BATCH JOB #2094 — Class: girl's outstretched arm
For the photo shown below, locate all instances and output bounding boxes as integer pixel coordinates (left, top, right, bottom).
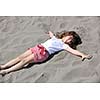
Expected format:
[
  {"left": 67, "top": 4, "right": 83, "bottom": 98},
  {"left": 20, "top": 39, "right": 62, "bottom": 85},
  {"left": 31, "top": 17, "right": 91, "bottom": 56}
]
[
  {"left": 64, "top": 44, "right": 92, "bottom": 61},
  {"left": 46, "top": 31, "right": 54, "bottom": 38}
]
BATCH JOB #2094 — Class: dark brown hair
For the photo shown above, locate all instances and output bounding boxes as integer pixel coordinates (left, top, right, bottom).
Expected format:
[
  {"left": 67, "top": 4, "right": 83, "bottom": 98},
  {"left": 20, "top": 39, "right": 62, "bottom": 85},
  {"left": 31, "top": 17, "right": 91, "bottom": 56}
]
[{"left": 55, "top": 31, "right": 82, "bottom": 49}]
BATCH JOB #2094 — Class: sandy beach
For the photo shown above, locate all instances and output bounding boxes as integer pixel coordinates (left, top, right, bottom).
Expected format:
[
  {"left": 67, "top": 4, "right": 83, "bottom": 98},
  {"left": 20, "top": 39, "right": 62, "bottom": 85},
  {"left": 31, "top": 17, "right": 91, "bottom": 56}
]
[{"left": 0, "top": 16, "right": 100, "bottom": 83}]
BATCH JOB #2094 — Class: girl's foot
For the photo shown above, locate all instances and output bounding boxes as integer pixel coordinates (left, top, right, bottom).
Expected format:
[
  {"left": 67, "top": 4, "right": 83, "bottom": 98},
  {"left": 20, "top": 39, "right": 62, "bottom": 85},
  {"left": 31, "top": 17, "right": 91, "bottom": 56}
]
[
  {"left": 0, "top": 64, "right": 4, "bottom": 70},
  {"left": 0, "top": 70, "right": 8, "bottom": 76}
]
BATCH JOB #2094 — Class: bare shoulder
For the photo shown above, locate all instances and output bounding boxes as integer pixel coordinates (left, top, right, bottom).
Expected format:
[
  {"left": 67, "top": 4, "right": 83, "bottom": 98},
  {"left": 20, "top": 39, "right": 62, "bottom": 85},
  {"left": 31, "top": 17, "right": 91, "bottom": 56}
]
[
  {"left": 63, "top": 44, "right": 76, "bottom": 53},
  {"left": 63, "top": 44, "right": 70, "bottom": 50}
]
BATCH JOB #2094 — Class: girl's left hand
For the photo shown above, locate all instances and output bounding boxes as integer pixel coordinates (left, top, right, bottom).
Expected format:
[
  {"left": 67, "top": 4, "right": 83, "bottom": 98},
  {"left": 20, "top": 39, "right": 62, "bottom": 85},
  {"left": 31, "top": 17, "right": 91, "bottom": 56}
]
[
  {"left": 45, "top": 31, "right": 54, "bottom": 38},
  {"left": 82, "top": 54, "right": 93, "bottom": 61}
]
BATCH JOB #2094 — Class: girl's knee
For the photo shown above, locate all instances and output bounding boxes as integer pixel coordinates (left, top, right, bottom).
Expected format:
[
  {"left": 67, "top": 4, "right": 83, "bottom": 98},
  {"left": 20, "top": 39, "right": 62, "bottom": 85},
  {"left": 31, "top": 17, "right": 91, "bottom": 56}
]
[
  {"left": 21, "top": 59, "right": 28, "bottom": 64},
  {"left": 21, "top": 54, "right": 34, "bottom": 64},
  {"left": 21, "top": 57, "right": 32, "bottom": 64},
  {"left": 17, "top": 56, "right": 25, "bottom": 61},
  {"left": 17, "top": 50, "right": 32, "bottom": 61}
]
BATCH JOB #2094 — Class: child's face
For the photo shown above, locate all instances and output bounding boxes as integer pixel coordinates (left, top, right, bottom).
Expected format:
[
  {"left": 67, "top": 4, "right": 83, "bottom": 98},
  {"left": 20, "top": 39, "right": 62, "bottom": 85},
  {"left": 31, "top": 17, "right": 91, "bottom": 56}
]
[{"left": 64, "top": 35, "right": 73, "bottom": 44}]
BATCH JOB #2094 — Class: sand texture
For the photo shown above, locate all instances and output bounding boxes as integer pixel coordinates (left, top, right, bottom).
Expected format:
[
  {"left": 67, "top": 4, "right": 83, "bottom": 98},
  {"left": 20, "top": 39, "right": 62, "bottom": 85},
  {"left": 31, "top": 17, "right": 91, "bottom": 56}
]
[{"left": 0, "top": 16, "right": 100, "bottom": 83}]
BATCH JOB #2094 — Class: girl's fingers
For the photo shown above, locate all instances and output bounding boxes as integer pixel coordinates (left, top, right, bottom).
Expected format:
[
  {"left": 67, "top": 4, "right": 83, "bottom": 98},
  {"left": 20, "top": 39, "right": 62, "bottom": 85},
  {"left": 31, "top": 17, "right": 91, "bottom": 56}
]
[
  {"left": 45, "top": 31, "right": 49, "bottom": 34},
  {"left": 0, "top": 70, "right": 7, "bottom": 76},
  {"left": 86, "top": 55, "right": 93, "bottom": 60},
  {"left": 82, "top": 57, "right": 85, "bottom": 61},
  {"left": 82, "top": 55, "right": 93, "bottom": 61}
]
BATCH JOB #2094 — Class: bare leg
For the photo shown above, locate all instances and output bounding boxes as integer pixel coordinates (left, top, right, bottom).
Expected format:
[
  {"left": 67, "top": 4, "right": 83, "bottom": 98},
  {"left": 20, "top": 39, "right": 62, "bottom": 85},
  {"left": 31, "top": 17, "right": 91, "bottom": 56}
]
[
  {"left": 0, "top": 54, "right": 34, "bottom": 76},
  {"left": 0, "top": 50, "right": 32, "bottom": 69}
]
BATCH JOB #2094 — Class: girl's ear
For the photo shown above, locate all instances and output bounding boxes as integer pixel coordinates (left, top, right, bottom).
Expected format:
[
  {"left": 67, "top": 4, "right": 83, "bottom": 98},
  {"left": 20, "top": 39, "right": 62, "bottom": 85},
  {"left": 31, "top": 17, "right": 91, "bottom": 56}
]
[
  {"left": 55, "top": 32, "right": 62, "bottom": 39},
  {"left": 79, "top": 40, "right": 82, "bottom": 44},
  {"left": 73, "top": 45, "right": 77, "bottom": 50},
  {"left": 68, "top": 43, "right": 77, "bottom": 50},
  {"left": 77, "top": 36, "right": 82, "bottom": 45}
]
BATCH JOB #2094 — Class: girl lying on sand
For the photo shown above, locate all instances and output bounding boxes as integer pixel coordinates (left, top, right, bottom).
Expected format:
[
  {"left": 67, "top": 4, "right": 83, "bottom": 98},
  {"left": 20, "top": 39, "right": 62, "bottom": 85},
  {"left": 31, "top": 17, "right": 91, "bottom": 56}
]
[{"left": 0, "top": 31, "right": 92, "bottom": 76}]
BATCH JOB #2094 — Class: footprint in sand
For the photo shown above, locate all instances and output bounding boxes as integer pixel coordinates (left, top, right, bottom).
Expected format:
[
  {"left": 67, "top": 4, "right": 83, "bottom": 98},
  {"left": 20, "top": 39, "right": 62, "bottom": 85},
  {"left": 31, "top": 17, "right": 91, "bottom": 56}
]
[
  {"left": 72, "top": 60, "right": 83, "bottom": 66},
  {"left": 62, "top": 66, "right": 94, "bottom": 82},
  {"left": 88, "top": 56, "right": 100, "bottom": 68},
  {"left": 60, "top": 22, "right": 67, "bottom": 29},
  {"left": 52, "top": 51, "right": 67, "bottom": 62},
  {"left": 37, "top": 23, "right": 50, "bottom": 32},
  {"left": 35, "top": 72, "right": 50, "bottom": 83}
]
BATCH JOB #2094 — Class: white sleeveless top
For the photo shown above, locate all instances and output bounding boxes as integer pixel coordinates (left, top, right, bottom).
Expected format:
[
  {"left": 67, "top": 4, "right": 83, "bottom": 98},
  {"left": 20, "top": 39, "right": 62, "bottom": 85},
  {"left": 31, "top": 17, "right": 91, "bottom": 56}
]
[{"left": 41, "top": 36, "right": 69, "bottom": 54}]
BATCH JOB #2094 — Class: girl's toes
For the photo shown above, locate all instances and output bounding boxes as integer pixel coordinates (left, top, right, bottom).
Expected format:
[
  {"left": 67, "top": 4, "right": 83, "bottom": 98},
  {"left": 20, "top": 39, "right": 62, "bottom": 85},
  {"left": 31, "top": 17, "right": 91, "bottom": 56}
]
[
  {"left": 0, "top": 64, "right": 4, "bottom": 70},
  {"left": 0, "top": 65, "right": 2, "bottom": 70},
  {"left": 0, "top": 70, "right": 7, "bottom": 76}
]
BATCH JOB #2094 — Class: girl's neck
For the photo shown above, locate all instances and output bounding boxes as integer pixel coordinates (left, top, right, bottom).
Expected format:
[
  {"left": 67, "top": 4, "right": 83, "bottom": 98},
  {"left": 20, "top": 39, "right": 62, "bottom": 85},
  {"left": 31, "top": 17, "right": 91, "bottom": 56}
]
[{"left": 61, "top": 37, "right": 66, "bottom": 43}]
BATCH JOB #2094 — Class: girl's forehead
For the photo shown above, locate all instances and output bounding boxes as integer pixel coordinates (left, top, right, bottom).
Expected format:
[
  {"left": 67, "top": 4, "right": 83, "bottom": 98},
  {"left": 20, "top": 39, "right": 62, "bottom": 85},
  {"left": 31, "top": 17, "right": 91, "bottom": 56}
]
[{"left": 66, "top": 35, "right": 73, "bottom": 37}]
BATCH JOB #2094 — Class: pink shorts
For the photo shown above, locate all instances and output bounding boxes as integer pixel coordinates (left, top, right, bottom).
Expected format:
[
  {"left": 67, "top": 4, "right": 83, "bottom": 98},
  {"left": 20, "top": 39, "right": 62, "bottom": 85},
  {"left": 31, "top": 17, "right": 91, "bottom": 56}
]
[{"left": 29, "top": 44, "right": 49, "bottom": 63}]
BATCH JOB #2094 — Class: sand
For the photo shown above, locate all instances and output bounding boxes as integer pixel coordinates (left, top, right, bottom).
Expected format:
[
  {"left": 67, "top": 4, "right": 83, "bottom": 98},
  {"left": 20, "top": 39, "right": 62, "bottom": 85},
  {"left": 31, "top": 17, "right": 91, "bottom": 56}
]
[{"left": 0, "top": 16, "right": 100, "bottom": 83}]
